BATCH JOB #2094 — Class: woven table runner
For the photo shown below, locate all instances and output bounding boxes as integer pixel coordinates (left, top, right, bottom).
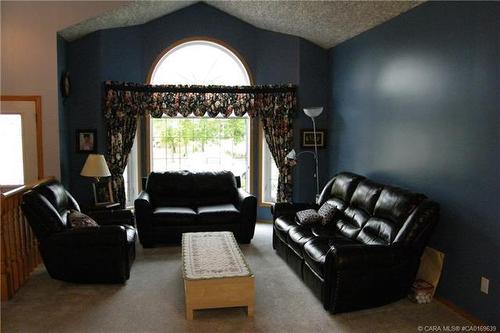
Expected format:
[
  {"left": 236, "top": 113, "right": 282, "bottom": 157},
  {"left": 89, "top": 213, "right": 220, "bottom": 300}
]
[{"left": 182, "top": 231, "right": 252, "bottom": 280}]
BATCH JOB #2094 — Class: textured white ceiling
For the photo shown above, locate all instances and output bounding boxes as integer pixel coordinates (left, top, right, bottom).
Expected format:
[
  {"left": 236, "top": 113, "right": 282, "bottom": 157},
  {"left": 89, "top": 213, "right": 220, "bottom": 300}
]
[{"left": 59, "top": 1, "right": 422, "bottom": 49}]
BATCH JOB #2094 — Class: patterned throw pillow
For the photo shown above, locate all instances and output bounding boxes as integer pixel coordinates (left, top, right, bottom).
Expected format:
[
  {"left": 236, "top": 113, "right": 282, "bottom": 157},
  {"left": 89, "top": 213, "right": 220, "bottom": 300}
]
[
  {"left": 296, "top": 209, "right": 323, "bottom": 226},
  {"left": 68, "top": 210, "right": 99, "bottom": 229},
  {"left": 318, "top": 202, "right": 338, "bottom": 225}
]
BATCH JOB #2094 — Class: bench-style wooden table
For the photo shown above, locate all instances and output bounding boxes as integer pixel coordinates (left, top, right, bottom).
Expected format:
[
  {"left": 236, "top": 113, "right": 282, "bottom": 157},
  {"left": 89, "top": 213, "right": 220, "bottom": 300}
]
[{"left": 182, "top": 231, "right": 254, "bottom": 320}]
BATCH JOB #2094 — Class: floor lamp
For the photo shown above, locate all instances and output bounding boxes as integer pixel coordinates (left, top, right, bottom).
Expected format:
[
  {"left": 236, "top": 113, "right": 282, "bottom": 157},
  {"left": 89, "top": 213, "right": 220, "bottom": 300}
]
[{"left": 286, "top": 107, "right": 323, "bottom": 203}]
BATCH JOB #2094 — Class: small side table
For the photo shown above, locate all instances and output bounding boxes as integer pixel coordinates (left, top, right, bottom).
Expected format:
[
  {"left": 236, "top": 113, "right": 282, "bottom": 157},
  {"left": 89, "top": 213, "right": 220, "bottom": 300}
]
[
  {"left": 84, "top": 203, "right": 135, "bottom": 227},
  {"left": 85, "top": 202, "right": 121, "bottom": 213}
]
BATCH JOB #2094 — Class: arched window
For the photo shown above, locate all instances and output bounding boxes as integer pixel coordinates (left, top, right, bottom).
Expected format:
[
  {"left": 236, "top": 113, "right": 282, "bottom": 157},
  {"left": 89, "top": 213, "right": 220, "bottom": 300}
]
[
  {"left": 147, "top": 39, "right": 253, "bottom": 190},
  {"left": 150, "top": 40, "right": 250, "bottom": 85}
]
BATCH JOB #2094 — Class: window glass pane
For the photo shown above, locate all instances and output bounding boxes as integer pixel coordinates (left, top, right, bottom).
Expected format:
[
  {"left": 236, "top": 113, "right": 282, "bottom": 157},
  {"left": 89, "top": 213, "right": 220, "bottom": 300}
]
[
  {"left": 151, "top": 117, "right": 250, "bottom": 190},
  {"left": 262, "top": 137, "right": 279, "bottom": 203},
  {"left": 151, "top": 41, "right": 250, "bottom": 85},
  {"left": 0, "top": 115, "right": 24, "bottom": 185}
]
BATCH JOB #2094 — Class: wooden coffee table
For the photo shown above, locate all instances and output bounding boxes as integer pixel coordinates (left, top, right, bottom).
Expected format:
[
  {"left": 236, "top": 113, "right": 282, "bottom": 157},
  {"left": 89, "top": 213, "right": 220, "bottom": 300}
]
[{"left": 182, "top": 231, "right": 254, "bottom": 320}]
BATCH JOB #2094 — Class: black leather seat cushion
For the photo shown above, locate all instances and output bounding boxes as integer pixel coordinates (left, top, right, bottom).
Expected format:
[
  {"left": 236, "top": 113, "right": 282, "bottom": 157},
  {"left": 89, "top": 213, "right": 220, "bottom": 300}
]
[
  {"left": 274, "top": 215, "right": 296, "bottom": 242},
  {"left": 303, "top": 238, "right": 331, "bottom": 278},
  {"left": 152, "top": 207, "right": 197, "bottom": 226},
  {"left": 197, "top": 203, "right": 239, "bottom": 225},
  {"left": 288, "top": 225, "right": 315, "bottom": 256},
  {"left": 310, "top": 224, "right": 339, "bottom": 238}
]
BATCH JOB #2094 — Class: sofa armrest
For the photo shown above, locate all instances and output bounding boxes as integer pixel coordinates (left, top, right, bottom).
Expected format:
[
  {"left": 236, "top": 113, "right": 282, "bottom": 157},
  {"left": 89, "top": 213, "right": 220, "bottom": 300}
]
[
  {"left": 330, "top": 244, "right": 415, "bottom": 270},
  {"left": 236, "top": 188, "right": 257, "bottom": 242},
  {"left": 323, "top": 243, "right": 420, "bottom": 313},
  {"left": 46, "top": 225, "right": 128, "bottom": 248},
  {"left": 134, "top": 191, "right": 154, "bottom": 246},
  {"left": 271, "top": 202, "right": 318, "bottom": 221},
  {"left": 87, "top": 209, "right": 135, "bottom": 226},
  {"left": 135, "top": 191, "right": 152, "bottom": 209}
]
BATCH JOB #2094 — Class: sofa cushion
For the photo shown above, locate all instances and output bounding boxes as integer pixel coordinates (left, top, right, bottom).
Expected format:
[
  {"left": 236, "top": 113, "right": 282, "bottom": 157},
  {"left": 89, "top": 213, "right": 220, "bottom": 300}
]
[
  {"left": 303, "top": 238, "right": 332, "bottom": 278},
  {"left": 373, "top": 186, "right": 424, "bottom": 226},
  {"left": 288, "top": 225, "right": 315, "bottom": 256},
  {"left": 320, "top": 172, "right": 363, "bottom": 211},
  {"left": 147, "top": 171, "right": 195, "bottom": 207},
  {"left": 152, "top": 207, "right": 197, "bottom": 226},
  {"left": 311, "top": 224, "right": 339, "bottom": 239},
  {"left": 318, "top": 202, "right": 338, "bottom": 225},
  {"left": 197, "top": 203, "right": 240, "bottom": 225},
  {"left": 68, "top": 210, "right": 99, "bottom": 229},
  {"left": 356, "top": 218, "right": 396, "bottom": 245},
  {"left": 296, "top": 209, "right": 323, "bottom": 226},
  {"left": 356, "top": 186, "right": 426, "bottom": 245},
  {"left": 274, "top": 215, "right": 296, "bottom": 242},
  {"left": 350, "top": 180, "right": 383, "bottom": 213},
  {"left": 193, "top": 171, "right": 237, "bottom": 206}
]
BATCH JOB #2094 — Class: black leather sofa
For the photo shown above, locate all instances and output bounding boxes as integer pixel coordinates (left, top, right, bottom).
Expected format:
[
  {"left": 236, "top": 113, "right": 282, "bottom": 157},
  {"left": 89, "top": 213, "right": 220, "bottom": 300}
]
[
  {"left": 272, "top": 172, "right": 439, "bottom": 313},
  {"left": 21, "top": 180, "right": 136, "bottom": 283},
  {"left": 134, "top": 171, "right": 257, "bottom": 247}
]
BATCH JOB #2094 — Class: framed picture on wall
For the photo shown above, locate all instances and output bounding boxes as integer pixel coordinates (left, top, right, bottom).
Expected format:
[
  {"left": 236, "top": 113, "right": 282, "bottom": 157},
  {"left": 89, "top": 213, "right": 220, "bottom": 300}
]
[
  {"left": 93, "top": 181, "right": 114, "bottom": 206},
  {"left": 76, "top": 129, "right": 97, "bottom": 153},
  {"left": 301, "top": 129, "right": 327, "bottom": 148}
]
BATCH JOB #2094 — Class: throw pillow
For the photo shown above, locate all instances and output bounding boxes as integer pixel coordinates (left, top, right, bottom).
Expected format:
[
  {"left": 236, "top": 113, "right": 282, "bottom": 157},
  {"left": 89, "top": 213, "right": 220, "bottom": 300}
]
[
  {"left": 68, "top": 210, "right": 99, "bottom": 229},
  {"left": 318, "top": 202, "right": 338, "bottom": 225},
  {"left": 296, "top": 209, "right": 323, "bottom": 226}
]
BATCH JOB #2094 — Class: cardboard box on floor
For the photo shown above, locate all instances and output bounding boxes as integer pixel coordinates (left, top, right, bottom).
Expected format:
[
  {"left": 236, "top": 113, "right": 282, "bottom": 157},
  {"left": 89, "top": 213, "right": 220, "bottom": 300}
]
[{"left": 416, "top": 247, "right": 445, "bottom": 297}]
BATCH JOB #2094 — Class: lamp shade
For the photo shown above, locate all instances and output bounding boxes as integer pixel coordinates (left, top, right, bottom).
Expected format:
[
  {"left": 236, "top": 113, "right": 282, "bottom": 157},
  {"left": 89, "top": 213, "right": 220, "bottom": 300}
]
[
  {"left": 80, "top": 154, "right": 111, "bottom": 178},
  {"left": 286, "top": 149, "right": 297, "bottom": 160},
  {"left": 303, "top": 107, "right": 323, "bottom": 118}
]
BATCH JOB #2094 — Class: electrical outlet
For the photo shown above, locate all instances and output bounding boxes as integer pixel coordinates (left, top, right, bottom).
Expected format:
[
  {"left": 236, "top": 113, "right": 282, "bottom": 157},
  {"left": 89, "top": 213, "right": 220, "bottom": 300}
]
[{"left": 480, "top": 277, "right": 489, "bottom": 294}]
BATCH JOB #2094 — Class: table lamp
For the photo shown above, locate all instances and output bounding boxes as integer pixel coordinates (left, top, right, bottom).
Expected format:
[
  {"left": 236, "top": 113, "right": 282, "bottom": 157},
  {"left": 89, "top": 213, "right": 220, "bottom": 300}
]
[{"left": 80, "top": 154, "right": 111, "bottom": 182}]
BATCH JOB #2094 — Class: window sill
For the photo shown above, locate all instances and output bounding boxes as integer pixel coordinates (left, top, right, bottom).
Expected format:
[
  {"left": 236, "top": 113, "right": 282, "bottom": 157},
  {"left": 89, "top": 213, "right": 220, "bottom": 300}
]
[{"left": 258, "top": 201, "right": 274, "bottom": 208}]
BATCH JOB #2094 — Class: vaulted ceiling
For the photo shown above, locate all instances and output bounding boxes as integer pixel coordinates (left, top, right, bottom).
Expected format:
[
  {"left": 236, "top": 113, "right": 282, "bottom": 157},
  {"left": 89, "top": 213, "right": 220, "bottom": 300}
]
[{"left": 59, "top": 1, "right": 422, "bottom": 49}]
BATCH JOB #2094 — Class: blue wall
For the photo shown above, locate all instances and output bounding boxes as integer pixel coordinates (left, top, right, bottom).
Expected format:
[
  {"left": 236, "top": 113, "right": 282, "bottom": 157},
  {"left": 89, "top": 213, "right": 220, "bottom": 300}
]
[
  {"left": 329, "top": 1, "right": 499, "bottom": 325},
  {"left": 59, "top": 3, "right": 330, "bottom": 219}
]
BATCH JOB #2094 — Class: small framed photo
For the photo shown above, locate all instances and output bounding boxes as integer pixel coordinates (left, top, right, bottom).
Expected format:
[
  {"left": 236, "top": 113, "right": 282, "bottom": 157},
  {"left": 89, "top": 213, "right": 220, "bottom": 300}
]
[
  {"left": 301, "top": 129, "right": 327, "bottom": 148},
  {"left": 92, "top": 181, "right": 114, "bottom": 206},
  {"left": 76, "top": 129, "right": 97, "bottom": 153}
]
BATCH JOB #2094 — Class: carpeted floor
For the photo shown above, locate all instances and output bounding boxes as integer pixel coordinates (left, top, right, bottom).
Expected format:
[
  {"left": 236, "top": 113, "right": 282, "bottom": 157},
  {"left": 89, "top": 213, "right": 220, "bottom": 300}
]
[{"left": 1, "top": 223, "right": 470, "bottom": 333}]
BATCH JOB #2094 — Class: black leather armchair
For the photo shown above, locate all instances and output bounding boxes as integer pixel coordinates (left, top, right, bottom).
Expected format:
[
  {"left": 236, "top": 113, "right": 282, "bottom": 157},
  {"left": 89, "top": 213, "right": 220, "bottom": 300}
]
[
  {"left": 21, "top": 180, "right": 136, "bottom": 283},
  {"left": 272, "top": 172, "right": 439, "bottom": 313},
  {"left": 135, "top": 171, "right": 257, "bottom": 247}
]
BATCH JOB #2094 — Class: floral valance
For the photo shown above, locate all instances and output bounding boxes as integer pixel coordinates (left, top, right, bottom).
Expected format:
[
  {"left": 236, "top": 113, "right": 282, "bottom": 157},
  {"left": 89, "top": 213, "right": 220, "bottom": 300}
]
[{"left": 104, "top": 81, "right": 297, "bottom": 119}]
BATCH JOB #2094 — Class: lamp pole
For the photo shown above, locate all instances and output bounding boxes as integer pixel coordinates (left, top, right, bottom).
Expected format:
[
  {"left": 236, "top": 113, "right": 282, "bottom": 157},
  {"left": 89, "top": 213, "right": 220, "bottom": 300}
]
[
  {"left": 311, "top": 116, "right": 320, "bottom": 203},
  {"left": 303, "top": 107, "right": 323, "bottom": 203}
]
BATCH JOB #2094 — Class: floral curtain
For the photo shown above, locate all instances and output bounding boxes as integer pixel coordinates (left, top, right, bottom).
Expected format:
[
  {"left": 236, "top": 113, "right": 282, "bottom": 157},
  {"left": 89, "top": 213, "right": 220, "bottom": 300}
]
[
  {"left": 104, "top": 110, "right": 138, "bottom": 207},
  {"left": 103, "top": 81, "right": 297, "bottom": 204},
  {"left": 259, "top": 96, "right": 295, "bottom": 202}
]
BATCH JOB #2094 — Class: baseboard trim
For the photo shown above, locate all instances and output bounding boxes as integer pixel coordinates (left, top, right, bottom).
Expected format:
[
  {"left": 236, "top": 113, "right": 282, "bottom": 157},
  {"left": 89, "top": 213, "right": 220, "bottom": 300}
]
[{"left": 435, "top": 296, "right": 485, "bottom": 325}]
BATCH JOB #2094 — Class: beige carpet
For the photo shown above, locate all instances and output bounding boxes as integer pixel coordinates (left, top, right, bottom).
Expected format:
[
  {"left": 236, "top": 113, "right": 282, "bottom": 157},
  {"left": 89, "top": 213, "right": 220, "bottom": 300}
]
[{"left": 1, "top": 223, "right": 470, "bottom": 333}]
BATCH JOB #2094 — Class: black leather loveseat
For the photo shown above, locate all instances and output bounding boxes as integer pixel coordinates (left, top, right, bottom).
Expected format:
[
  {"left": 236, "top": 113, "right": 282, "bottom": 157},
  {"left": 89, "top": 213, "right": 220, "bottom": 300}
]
[
  {"left": 21, "top": 180, "right": 136, "bottom": 283},
  {"left": 135, "top": 171, "right": 257, "bottom": 247},
  {"left": 272, "top": 172, "right": 439, "bottom": 313}
]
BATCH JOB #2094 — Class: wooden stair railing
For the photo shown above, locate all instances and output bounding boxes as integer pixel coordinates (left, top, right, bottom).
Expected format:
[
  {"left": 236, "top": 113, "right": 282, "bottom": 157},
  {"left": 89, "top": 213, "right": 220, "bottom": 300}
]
[{"left": 1, "top": 177, "right": 53, "bottom": 301}]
